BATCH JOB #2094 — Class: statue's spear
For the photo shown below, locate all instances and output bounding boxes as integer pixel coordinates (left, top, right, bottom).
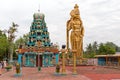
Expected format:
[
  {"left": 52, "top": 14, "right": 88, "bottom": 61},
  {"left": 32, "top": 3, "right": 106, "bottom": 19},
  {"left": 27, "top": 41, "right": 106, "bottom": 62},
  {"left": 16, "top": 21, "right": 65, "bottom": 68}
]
[{"left": 66, "top": 20, "right": 71, "bottom": 59}]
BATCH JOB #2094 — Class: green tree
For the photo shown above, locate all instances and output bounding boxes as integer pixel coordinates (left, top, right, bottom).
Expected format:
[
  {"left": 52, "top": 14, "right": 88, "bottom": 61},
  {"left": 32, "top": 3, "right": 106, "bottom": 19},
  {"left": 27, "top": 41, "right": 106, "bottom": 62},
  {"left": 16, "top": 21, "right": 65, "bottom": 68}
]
[
  {"left": 105, "top": 42, "right": 120, "bottom": 52},
  {"left": 86, "top": 43, "right": 93, "bottom": 54},
  {"left": 84, "top": 41, "right": 117, "bottom": 58},
  {"left": 98, "top": 42, "right": 115, "bottom": 55},
  {"left": 116, "top": 46, "right": 120, "bottom": 52},
  {"left": 104, "top": 45, "right": 115, "bottom": 55},
  {"left": 15, "top": 37, "right": 24, "bottom": 48},
  {"left": 92, "top": 41, "right": 98, "bottom": 54},
  {"left": 84, "top": 42, "right": 97, "bottom": 58},
  {"left": 15, "top": 33, "right": 29, "bottom": 49},
  {"left": 98, "top": 43, "right": 106, "bottom": 55},
  {"left": 0, "top": 30, "right": 8, "bottom": 60},
  {"left": 6, "top": 22, "right": 18, "bottom": 62}
]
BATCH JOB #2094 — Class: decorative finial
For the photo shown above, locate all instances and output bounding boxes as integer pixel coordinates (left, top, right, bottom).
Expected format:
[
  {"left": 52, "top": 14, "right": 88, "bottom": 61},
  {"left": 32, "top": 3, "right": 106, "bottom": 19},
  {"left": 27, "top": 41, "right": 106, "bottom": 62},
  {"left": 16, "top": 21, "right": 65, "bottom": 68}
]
[{"left": 38, "top": 4, "right": 40, "bottom": 12}]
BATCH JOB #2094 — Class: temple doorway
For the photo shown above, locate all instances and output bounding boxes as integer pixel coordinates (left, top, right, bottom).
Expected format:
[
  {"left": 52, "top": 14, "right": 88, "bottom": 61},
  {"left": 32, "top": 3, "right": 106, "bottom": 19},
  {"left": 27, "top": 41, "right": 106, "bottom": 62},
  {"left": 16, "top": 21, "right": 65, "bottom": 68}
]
[{"left": 36, "top": 55, "right": 42, "bottom": 67}]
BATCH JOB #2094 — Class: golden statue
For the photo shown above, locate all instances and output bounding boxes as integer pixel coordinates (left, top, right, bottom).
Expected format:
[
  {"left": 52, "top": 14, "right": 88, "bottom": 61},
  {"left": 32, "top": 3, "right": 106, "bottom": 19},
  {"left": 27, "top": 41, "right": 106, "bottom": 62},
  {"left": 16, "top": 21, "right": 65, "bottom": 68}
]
[{"left": 67, "top": 4, "right": 84, "bottom": 59}]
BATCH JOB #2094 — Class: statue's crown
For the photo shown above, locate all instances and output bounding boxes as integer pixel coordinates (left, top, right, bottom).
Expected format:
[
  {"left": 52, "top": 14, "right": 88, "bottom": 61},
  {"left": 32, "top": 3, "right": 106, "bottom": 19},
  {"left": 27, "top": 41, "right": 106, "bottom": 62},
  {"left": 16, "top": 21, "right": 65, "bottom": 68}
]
[{"left": 74, "top": 4, "right": 79, "bottom": 8}]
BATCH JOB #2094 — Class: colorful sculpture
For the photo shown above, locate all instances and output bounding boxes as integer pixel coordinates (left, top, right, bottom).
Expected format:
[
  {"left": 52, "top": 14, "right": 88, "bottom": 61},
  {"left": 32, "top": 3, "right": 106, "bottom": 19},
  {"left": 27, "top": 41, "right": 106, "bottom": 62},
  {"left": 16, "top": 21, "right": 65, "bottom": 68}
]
[
  {"left": 67, "top": 4, "right": 84, "bottom": 59},
  {"left": 27, "top": 13, "right": 51, "bottom": 47},
  {"left": 16, "top": 63, "right": 20, "bottom": 74},
  {"left": 56, "top": 64, "right": 60, "bottom": 73},
  {"left": 17, "top": 11, "right": 59, "bottom": 67},
  {"left": 66, "top": 4, "right": 84, "bottom": 74}
]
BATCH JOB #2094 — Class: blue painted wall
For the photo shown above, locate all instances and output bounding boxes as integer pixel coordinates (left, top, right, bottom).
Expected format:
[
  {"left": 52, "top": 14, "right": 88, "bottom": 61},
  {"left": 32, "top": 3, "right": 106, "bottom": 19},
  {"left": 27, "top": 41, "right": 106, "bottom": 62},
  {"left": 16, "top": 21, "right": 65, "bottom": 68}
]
[
  {"left": 43, "top": 52, "right": 53, "bottom": 67},
  {"left": 20, "top": 52, "right": 59, "bottom": 67},
  {"left": 98, "top": 57, "right": 106, "bottom": 66},
  {"left": 24, "top": 52, "right": 36, "bottom": 67}
]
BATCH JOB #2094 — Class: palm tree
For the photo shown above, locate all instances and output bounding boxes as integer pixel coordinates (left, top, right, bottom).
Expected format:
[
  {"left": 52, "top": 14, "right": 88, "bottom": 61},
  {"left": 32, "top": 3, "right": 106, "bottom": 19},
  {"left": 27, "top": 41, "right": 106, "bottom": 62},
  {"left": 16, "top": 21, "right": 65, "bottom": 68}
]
[{"left": 7, "top": 22, "right": 18, "bottom": 63}]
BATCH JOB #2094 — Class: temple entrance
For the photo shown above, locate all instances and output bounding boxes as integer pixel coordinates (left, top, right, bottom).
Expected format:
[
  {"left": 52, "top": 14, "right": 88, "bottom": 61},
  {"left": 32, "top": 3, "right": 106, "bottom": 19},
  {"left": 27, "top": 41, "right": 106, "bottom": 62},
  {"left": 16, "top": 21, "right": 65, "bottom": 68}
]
[{"left": 36, "top": 55, "right": 42, "bottom": 67}]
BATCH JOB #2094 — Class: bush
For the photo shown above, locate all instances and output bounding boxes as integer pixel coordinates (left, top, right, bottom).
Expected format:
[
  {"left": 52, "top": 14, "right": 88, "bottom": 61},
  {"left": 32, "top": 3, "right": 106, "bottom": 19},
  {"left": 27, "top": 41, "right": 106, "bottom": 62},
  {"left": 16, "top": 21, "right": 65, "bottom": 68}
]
[{"left": 5, "top": 65, "right": 12, "bottom": 71}]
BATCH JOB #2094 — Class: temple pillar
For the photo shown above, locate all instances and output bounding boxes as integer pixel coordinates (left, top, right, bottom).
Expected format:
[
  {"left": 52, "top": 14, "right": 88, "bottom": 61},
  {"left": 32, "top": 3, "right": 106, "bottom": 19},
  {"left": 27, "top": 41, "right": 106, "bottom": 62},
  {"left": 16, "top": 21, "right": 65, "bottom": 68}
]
[
  {"left": 118, "top": 57, "right": 120, "bottom": 66},
  {"left": 61, "top": 45, "right": 66, "bottom": 75},
  {"left": 55, "top": 53, "right": 59, "bottom": 64},
  {"left": 18, "top": 54, "right": 22, "bottom": 67}
]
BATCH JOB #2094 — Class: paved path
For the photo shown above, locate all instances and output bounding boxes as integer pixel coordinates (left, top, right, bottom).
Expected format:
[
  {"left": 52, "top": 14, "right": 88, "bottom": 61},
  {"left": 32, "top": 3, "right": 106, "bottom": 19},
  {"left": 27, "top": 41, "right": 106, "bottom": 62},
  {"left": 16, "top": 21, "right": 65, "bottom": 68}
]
[{"left": 0, "top": 67, "right": 90, "bottom": 80}]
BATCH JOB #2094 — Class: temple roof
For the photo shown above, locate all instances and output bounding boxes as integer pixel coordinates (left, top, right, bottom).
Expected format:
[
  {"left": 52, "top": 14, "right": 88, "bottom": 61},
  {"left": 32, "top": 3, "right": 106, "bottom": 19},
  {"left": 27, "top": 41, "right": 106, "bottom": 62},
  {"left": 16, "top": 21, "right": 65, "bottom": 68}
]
[{"left": 33, "top": 12, "right": 45, "bottom": 19}]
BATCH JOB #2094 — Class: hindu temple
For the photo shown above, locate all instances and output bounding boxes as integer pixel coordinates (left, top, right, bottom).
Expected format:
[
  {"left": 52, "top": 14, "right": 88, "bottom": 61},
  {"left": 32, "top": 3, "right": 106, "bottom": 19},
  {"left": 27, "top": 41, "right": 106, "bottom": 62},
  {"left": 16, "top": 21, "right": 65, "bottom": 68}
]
[{"left": 17, "top": 11, "right": 59, "bottom": 67}]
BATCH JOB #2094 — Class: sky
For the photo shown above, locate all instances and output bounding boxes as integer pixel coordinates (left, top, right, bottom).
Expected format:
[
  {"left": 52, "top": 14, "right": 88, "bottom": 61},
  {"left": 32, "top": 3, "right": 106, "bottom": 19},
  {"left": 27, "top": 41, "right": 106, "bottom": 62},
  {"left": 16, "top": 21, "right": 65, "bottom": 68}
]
[{"left": 0, "top": 0, "right": 120, "bottom": 49}]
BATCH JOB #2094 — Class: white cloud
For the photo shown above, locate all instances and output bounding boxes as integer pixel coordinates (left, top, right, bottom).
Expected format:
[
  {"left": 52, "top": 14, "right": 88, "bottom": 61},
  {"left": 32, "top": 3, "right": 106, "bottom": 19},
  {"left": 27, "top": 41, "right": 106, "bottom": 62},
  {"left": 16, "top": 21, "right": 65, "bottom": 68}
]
[{"left": 0, "top": 0, "right": 120, "bottom": 49}]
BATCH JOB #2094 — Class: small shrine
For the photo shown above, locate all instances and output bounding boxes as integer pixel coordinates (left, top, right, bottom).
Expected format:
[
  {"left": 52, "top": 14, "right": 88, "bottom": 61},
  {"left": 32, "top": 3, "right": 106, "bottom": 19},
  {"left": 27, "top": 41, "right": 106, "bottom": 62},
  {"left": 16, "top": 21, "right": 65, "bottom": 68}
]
[{"left": 17, "top": 12, "right": 59, "bottom": 67}]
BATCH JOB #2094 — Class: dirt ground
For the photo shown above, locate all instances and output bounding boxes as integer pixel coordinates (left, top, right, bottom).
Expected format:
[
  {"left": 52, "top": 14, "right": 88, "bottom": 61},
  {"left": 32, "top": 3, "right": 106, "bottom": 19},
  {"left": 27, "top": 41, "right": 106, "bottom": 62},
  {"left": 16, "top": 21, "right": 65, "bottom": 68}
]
[
  {"left": 0, "top": 66, "right": 120, "bottom": 80},
  {"left": 67, "top": 66, "right": 120, "bottom": 80}
]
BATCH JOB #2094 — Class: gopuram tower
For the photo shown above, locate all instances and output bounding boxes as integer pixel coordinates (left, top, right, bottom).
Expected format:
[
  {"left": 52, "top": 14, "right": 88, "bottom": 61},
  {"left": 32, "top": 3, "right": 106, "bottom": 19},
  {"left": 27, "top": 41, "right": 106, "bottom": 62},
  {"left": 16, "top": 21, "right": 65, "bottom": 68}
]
[
  {"left": 27, "top": 12, "right": 51, "bottom": 47},
  {"left": 17, "top": 11, "right": 59, "bottom": 67}
]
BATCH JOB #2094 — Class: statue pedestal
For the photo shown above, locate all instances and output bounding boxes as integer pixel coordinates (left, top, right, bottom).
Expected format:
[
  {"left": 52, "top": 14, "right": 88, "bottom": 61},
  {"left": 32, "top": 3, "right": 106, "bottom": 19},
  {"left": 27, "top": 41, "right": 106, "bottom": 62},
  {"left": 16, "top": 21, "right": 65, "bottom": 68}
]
[
  {"left": 14, "top": 73, "right": 22, "bottom": 77},
  {"left": 54, "top": 72, "right": 61, "bottom": 76}
]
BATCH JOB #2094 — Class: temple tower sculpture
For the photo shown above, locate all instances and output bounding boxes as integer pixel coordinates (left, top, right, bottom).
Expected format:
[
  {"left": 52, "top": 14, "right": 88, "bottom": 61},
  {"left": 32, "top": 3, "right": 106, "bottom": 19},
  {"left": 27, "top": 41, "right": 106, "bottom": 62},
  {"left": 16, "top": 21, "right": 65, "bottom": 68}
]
[
  {"left": 17, "top": 11, "right": 59, "bottom": 67},
  {"left": 27, "top": 13, "right": 51, "bottom": 47}
]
